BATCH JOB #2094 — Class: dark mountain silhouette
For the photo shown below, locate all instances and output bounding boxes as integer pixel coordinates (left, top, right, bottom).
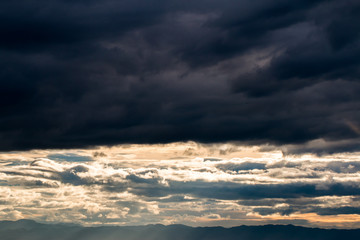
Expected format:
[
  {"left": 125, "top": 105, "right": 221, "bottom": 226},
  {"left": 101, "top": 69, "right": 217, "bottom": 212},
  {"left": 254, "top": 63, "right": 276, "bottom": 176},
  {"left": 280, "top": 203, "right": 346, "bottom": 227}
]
[{"left": 0, "top": 220, "right": 359, "bottom": 240}]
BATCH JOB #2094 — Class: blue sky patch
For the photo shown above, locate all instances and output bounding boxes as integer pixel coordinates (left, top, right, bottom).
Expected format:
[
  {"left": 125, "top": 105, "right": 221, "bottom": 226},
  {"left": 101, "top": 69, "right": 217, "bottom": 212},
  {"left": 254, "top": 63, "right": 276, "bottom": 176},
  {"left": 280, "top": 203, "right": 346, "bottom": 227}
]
[{"left": 47, "top": 153, "right": 93, "bottom": 162}]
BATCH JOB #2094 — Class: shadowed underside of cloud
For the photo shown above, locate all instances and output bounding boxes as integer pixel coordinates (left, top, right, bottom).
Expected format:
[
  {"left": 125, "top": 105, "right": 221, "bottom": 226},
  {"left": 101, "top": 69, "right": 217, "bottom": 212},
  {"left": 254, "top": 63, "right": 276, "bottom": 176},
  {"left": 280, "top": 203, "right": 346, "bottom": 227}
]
[{"left": 0, "top": 0, "right": 360, "bottom": 152}]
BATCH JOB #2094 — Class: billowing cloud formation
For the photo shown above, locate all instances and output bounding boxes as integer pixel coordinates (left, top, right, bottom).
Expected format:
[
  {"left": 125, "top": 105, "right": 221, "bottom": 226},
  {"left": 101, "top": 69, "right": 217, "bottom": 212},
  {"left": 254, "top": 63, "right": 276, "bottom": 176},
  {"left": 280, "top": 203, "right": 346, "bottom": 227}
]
[
  {"left": 0, "top": 0, "right": 360, "bottom": 151},
  {"left": 1, "top": 142, "right": 360, "bottom": 228}
]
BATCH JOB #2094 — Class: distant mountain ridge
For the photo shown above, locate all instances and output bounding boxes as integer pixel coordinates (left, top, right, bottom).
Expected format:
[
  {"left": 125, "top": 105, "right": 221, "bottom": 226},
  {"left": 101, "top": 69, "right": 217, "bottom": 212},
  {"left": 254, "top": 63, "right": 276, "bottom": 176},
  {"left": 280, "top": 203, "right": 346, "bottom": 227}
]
[{"left": 1, "top": 220, "right": 359, "bottom": 240}]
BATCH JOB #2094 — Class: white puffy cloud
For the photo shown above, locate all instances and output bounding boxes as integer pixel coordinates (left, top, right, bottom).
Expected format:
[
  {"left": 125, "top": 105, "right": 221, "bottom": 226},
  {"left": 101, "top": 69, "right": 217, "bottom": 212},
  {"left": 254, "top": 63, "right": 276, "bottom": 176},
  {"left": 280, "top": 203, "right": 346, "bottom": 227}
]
[{"left": 1, "top": 142, "right": 360, "bottom": 228}]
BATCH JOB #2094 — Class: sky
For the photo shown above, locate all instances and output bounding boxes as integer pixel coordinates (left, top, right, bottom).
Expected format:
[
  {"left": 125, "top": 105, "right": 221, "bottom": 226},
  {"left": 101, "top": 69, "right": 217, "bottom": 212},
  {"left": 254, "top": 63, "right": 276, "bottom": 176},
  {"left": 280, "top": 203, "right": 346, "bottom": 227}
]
[
  {"left": 1, "top": 0, "right": 360, "bottom": 229},
  {"left": 2, "top": 143, "right": 360, "bottom": 228}
]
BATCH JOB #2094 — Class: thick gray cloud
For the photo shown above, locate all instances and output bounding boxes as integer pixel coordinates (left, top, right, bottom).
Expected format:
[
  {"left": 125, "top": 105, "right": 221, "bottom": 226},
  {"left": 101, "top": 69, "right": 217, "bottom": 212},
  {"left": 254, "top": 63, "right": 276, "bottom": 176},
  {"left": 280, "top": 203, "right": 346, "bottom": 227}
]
[{"left": 0, "top": 0, "right": 360, "bottom": 152}]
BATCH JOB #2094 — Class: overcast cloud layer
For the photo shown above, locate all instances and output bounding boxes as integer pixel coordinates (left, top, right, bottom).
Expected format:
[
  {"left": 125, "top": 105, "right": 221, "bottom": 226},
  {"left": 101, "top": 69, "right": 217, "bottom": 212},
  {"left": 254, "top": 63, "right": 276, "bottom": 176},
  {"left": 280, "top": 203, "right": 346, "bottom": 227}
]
[
  {"left": 1, "top": 0, "right": 360, "bottom": 151},
  {"left": 1, "top": 142, "right": 360, "bottom": 228}
]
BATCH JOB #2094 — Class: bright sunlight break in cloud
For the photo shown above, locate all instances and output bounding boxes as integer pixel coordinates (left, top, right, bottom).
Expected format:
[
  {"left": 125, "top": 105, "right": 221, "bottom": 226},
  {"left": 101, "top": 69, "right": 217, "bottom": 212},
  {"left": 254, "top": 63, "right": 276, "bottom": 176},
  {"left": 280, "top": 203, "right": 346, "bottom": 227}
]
[{"left": 2, "top": 142, "right": 360, "bottom": 229}]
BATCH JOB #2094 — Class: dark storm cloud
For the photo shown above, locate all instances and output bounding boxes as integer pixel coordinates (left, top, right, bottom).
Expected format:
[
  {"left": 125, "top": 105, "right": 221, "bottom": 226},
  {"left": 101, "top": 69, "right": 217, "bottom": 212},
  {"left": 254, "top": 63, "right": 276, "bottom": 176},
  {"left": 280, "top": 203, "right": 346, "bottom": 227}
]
[{"left": 1, "top": 0, "right": 360, "bottom": 152}]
